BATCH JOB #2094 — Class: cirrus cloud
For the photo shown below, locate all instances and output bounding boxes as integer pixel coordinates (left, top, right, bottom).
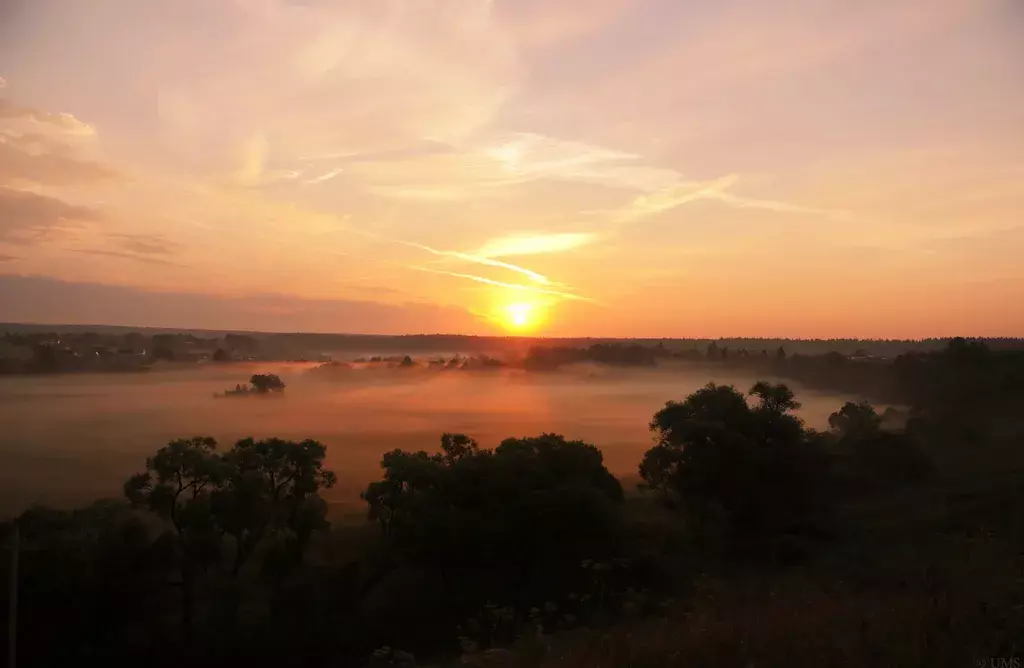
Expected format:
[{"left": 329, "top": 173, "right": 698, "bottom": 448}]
[{"left": 475, "top": 232, "right": 598, "bottom": 258}]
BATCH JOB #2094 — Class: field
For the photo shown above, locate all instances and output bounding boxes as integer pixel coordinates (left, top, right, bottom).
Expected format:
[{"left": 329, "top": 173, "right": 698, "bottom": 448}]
[{"left": 0, "top": 362, "right": 866, "bottom": 513}]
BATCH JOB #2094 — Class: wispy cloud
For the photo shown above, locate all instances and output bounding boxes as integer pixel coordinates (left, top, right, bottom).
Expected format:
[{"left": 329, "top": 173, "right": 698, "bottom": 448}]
[
  {"left": 69, "top": 248, "right": 186, "bottom": 267},
  {"left": 706, "top": 191, "right": 857, "bottom": 220},
  {"left": 327, "top": 221, "right": 566, "bottom": 290},
  {"left": 305, "top": 167, "right": 344, "bottom": 185},
  {"left": 480, "top": 133, "right": 680, "bottom": 192},
  {"left": 396, "top": 240, "right": 551, "bottom": 285},
  {"left": 610, "top": 175, "right": 738, "bottom": 222},
  {"left": 406, "top": 265, "right": 594, "bottom": 303},
  {"left": 108, "top": 233, "right": 181, "bottom": 256},
  {"left": 475, "top": 232, "right": 598, "bottom": 258},
  {"left": 604, "top": 173, "right": 856, "bottom": 224}
]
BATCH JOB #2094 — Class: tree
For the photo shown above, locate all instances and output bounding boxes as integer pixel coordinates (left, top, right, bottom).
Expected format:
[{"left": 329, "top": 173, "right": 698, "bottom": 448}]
[
  {"left": 828, "top": 401, "right": 882, "bottom": 439},
  {"left": 439, "top": 432, "right": 480, "bottom": 465},
  {"left": 250, "top": 373, "right": 285, "bottom": 393},
  {"left": 212, "top": 348, "right": 230, "bottom": 362},
  {"left": 362, "top": 433, "right": 624, "bottom": 609},
  {"left": 124, "top": 437, "right": 227, "bottom": 633},
  {"left": 828, "top": 402, "right": 929, "bottom": 487},
  {"left": 122, "top": 434, "right": 339, "bottom": 644},
  {"left": 637, "top": 443, "right": 683, "bottom": 502},
  {"left": 706, "top": 341, "right": 720, "bottom": 359},
  {"left": 749, "top": 381, "right": 801, "bottom": 415},
  {"left": 776, "top": 346, "right": 787, "bottom": 361},
  {"left": 215, "top": 437, "right": 337, "bottom": 572},
  {"left": 641, "top": 382, "right": 830, "bottom": 555}
]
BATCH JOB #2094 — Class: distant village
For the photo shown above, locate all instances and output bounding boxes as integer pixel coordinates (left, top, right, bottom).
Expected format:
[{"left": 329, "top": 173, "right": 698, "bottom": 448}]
[{"left": 0, "top": 331, "right": 301, "bottom": 374}]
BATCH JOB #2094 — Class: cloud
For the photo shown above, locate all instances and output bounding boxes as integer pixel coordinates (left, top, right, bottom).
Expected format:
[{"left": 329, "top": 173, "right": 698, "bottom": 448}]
[
  {"left": 706, "top": 191, "right": 856, "bottom": 219},
  {"left": 0, "top": 135, "right": 116, "bottom": 185},
  {"left": 0, "top": 77, "right": 6, "bottom": 89},
  {"left": 0, "top": 99, "right": 96, "bottom": 137},
  {"left": 138, "top": 0, "right": 519, "bottom": 177},
  {"left": 610, "top": 175, "right": 738, "bottom": 222},
  {"left": 305, "top": 167, "right": 344, "bottom": 185},
  {"left": 0, "top": 274, "right": 485, "bottom": 335},
  {"left": 0, "top": 187, "right": 101, "bottom": 243},
  {"left": 336, "top": 222, "right": 557, "bottom": 286},
  {"left": 366, "top": 184, "right": 486, "bottom": 202},
  {"left": 69, "top": 248, "right": 186, "bottom": 267},
  {"left": 495, "top": 0, "right": 635, "bottom": 50},
  {"left": 334, "top": 132, "right": 681, "bottom": 204},
  {"left": 479, "top": 133, "right": 681, "bottom": 192},
  {"left": 474, "top": 232, "right": 597, "bottom": 258},
  {"left": 393, "top": 239, "right": 552, "bottom": 285},
  {"left": 0, "top": 97, "right": 114, "bottom": 186},
  {"left": 406, "top": 265, "right": 594, "bottom": 303},
  {"left": 603, "top": 173, "right": 856, "bottom": 224},
  {"left": 348, "top": 130, "right": 835, "bottom": 225},
  {"left": 107, "top": 233, "right": 181, "bottom": 256}
]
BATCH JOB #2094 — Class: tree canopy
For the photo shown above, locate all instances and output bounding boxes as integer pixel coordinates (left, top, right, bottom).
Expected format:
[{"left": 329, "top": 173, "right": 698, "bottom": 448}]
[
  {"left": 362, "top": 432, "right": 625, "bottom": 609},
  {"left": 640, "top": 382, "right": 830, "bottom": 554},
  {"left": 249, "top": 373, "right": 286, "bottom": 393}
]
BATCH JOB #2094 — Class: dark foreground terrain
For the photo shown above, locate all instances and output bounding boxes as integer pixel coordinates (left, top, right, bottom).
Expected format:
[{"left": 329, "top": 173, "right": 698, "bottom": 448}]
[{"left": 1, "top": 338, "right": 1022, "bottom": 667}]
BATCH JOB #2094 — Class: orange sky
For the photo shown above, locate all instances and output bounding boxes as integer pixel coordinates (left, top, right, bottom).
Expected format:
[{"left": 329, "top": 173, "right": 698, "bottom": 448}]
[{"left": 1, "top": 0, "right": 1022, "bottom": 338}]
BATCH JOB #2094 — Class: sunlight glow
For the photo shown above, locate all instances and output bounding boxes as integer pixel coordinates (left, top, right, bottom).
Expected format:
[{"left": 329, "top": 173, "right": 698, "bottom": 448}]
[{"left": 502, "top": 302, "right": 540, "bottom": 333}]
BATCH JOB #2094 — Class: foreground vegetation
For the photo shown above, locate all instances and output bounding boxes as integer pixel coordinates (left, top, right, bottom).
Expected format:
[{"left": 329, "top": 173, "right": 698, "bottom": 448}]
[{"left": 2, "top": 339, "right": 1022, "bottom": 667}]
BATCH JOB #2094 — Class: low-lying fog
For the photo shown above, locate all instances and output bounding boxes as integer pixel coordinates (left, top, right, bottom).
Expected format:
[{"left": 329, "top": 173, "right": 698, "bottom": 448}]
[{"left": 0, "top": 362, "right": 871, "bottom": 514}]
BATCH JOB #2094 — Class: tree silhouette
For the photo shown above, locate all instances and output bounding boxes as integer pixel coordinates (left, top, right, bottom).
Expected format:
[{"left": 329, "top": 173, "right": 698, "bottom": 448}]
[
  {"left": 828, "top": 402, "right": 929, "bottom": 487},
  {"left": 216, "top": 437, "right": 337, "bottom": 572},
  {"left": 124, "top": 437, "right": 227, "bottom": 633},
  {"left": 250, "top": 373, "right": 285, "bottom": 393},
  {"left": 749, "top": 380, "right": 801, "bottom": 415},
  {"left": 641, "top": 382, "right": 829, "bottom": 555},
  {"left": 362, "top": 432, "right": 624, "bottom": 610},
  {"left": 828, "top": 401, "right": 882, "bottom": 439},
  {"left": 124, "top": 435, "right": 337, "bottom": 634}
]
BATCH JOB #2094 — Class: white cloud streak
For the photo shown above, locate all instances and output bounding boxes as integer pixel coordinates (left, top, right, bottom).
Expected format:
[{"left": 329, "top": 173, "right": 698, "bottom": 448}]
[
  {"left": 397, "top": 240, "right": 551, "bottom": 285},
  {"left": 305, "top": 167, "right": 344, "bottom": 185},
  {"left": 474, "top": 232, "right": 598, "bottom": 258},
  {"left": 406, "top": 265, "right": 594, "bottom": 302}
]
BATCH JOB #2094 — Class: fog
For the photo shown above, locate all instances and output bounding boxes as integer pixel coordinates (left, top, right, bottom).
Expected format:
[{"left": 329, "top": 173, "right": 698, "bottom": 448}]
[{"left": 0, "top": 363, "right": 870, "bottom": 514}]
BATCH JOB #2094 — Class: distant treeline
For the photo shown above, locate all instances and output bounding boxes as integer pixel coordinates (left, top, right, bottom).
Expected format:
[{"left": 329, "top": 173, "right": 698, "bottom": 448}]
[
  {"left": 4, "top": 322, "right": 1022, "bottom": 357},
  {"left": 521, "top": 338, "right": 1024, "bottom": 413}
]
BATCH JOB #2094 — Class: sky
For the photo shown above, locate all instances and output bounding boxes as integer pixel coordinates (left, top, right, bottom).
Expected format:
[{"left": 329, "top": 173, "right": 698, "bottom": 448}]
[{"left": 0, "top": 0, "right": 1022, "bottom": 338}]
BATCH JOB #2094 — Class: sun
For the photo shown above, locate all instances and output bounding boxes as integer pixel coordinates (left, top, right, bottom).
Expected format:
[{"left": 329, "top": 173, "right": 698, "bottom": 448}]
[{"left": 502, "top": 302, "right": 540, "bottom": 333}]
